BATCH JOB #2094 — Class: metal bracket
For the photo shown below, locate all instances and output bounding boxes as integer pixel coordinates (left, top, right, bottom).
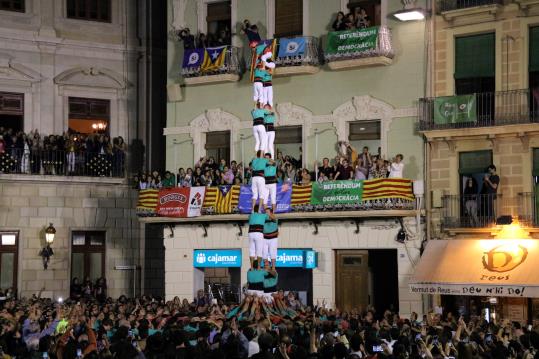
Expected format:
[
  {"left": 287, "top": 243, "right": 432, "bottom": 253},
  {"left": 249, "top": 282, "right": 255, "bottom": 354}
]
[
  {"left": 199, "top": 223, "right": 209, "bottom": 237},
  {"left": 166, "top": 224, "right": 174, "bottom": 238},
  {"left": 235, "top": 222, "right": 243, "bottom": 237},
  {"left": 352, "top": 219, "right": 361, "bottom": 234},
  {"left": 310, "top": 220, "right": 320, "bottom": 235}
]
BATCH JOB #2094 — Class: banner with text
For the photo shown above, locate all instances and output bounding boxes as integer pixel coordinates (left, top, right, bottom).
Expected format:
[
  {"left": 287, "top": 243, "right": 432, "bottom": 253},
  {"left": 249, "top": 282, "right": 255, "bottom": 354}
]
[
  {"left": 433, "top": 94, "right": 477, "bottom": 124},
  {"left": 156, "top": 187, "right": 206, "bottom": 218},
  {"left": 238, "top": 183, "right": 292, "bottom": 214},
  {"left": 310, "top": 180, "right": 364, "bottom": 205},
  {"left": 325, "top": 27, "right": 379, "bottom": 56}
]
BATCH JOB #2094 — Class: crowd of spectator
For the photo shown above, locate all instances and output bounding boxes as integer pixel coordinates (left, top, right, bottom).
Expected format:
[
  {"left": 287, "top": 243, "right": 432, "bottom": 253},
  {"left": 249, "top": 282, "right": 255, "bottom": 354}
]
[
  {"left": 178, "top": 27, "right": 232, "bottom": 50},
  {"left": 0, "top": 128, "right": 126, "bottom": 177},
  {"left": 134, "top": 143, "right": 404, "bottom": 191},
  {"left": 1, "top": 291, "right": 537, "bottom": 359},
  {"left": 331, "top": 8, "right": 371, "bottom": 32}
]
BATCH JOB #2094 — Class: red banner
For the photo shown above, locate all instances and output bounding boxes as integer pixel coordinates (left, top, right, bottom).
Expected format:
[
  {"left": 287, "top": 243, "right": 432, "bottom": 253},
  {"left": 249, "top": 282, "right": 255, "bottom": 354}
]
[{"left": 156, "top": 188, "right": 190, "bottom": 217}]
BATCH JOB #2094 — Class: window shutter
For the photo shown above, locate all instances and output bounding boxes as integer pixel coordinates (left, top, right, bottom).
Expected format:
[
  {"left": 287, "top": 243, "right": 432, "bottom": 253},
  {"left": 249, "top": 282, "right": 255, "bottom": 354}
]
[
  {"left": 207, "top": 1, "right": 231, "bottom": 22},
  {"left": 275, "top": 126, "right": 302, "bottom": 144},
  {"left": 458, "top": 150, "right": 492, "bottom": 174},
  {"left": 530, "top": 27, "right": 539, "bottom": 73},
  {"left": 533, "top": 149, "right": 539, "bottom": 177},
  {"left": 275, "top": 0, "right": 303, "bottom": 38},
  {"left": 455, "top": 33, "right": 495, "bottom": 80}
]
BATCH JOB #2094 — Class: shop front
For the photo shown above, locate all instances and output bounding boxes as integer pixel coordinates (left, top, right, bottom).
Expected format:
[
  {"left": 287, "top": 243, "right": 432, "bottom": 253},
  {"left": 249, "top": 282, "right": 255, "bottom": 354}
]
[
  {"left": 410, "top": 238, "right": 539, "bottom": 323},
  {"left": 193, "top": 249, "right": 242, "bottom": 303}
]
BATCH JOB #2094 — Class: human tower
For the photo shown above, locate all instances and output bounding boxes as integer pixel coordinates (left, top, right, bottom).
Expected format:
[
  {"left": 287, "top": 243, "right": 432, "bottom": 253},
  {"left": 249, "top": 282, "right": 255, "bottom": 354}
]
[{"left": 246, "top": 44, "right": 280, "bottom": 301}]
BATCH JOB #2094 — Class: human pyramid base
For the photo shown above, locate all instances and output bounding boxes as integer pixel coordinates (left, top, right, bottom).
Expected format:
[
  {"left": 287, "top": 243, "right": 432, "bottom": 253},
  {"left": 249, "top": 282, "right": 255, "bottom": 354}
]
[{"left": 246, "top": 41, "right": 281, "bottom": 304}]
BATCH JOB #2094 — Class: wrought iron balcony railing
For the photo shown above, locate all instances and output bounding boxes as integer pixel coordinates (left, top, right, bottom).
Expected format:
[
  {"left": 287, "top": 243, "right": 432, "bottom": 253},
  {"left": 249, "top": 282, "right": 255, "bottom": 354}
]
[
  {"left": 441, "top": 193, "right": 506, "bottom": 229},
  {"left": 438, "top": 0, "right": 503, "bottom": 12},
  {"left": 418, "top": 89, "right": 539, "bottom": 131},
  {"left": 274, "top": 36, "right": 320, "bottom": 67},
  {"left": 518, "top": 192, "right": 539, "bottom": 227},
  {"left": 181, "top": 46, "right": 242, "bottom": 78}
]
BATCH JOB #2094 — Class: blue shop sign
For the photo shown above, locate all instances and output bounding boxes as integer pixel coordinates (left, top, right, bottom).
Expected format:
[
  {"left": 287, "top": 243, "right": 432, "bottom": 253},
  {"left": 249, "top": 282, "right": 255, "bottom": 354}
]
[
  {"left": 276, "top": 249, "right": 318, "bottom": 269},
  {"left": 193, "top": 249, "right": 242, "bottom": 268}
]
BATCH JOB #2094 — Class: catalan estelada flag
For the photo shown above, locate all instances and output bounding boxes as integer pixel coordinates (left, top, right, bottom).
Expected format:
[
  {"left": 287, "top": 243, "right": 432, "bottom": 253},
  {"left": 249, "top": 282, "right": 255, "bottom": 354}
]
[
  {"left": 201, "top": 46, "right": 227, "bottom": 72},
  {"left": 136, "top": 189, "right": 159, "bottom": 215},
  {"left": 215, "top": 185, "right": 240, "bottom": 214},
  {"left": 291, "top": 184, "right": 312, "bottom": 206},
  {"left": 362, "top": 178, "right": 414, "bottom": 201}
]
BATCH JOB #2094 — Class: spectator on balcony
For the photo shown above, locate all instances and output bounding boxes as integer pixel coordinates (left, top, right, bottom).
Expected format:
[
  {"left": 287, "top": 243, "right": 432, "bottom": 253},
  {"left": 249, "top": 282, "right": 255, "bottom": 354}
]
[
  {"left": 214, "top": 28, "right": 231, "bottom": 47},
  {"left": 113, "top": 136, "right": 126, "bottom": 177},
  {"left": 464, "top": 177, "right": 479, "bottom": 227},
  {"left": 480, "top": 164, "right": 500, "bottom": 220},
  {"left": 300, "top": 168, "right": 312, "bottom": 185},
  {"left": 354, "top": 157, "right": 368, "bottom": 180},
  {"left": 388, "top": 154, "right": 404, "bottom": 178},
  {"left": 162, "top": 171, "right": 176, "bottom": 188},
  {"left": 70, "top": 277, "right": 82, "bottom": 301},
  {"left": 139, "top": 173, "right": 149, "bottom": 190},
  {"left": 21, "top": 133, "right": 31, "bottom": 174},
  {"left": 335, "top": 158, "right": 353, "bottom": 180},
  {"left": 355, "top": 8, "right": 371, "bottom": 29},
  {"left": 242, "top": 20, "right": 261, "bottom": 48},
  {"left": 332, "top": 11, "right": 347, "bottom": 32},
  {"left": 197, "top": 33, "right": 209, "bottom": 48},
  {"left": 176, "top": 168, "right": 186, "bottom": 186},
  {"left": 344, "top": 13, "right": 356, "bottom": 30},
  {"left": 315, "top": 158, "right": 335, "bottom": 180},
  {"left": 178, "top": 28, "right": 196, "bottom": 50},
  {"left": 223, "top": 165, "right": 235, "bottom": 184},
  {"left": 369, "top": 157, "right": 389, "bottom": 179}
]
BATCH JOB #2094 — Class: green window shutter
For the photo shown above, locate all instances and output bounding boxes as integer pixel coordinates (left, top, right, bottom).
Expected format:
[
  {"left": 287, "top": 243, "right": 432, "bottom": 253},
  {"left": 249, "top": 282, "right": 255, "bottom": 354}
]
[
  {"left": 530, "top": 27, "right": 539, "bottom": 73},
  {"left": 455, "top": 33, "right": 495, "bottom": 80},
  {"left": 459, "top": 150, "right": 492, "bottom": 174},
  {"left": 533, "top": 149, "right": 539, "bottom": 176}
]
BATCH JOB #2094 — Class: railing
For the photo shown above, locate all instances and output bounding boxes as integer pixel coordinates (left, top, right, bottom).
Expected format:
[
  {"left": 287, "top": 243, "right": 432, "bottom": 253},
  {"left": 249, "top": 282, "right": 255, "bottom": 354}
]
[
  {"left": 324, "top": 26, "right": 394, "bottom": 63},
  {"left": 418, "top": 89, "right": 539, "bottom": 131},
  {"left": 438, "top": 0, "right": 503, "bottom": 12},
  {"left": 442, "top": 194, "right": 505, "bottom": 229},
  {"left": 518, "top": 192, "right": 539, "bottom": 227},
  {"left": 274, "top": 36, "right": 320, "bottom": 67},
  {"left": 181, "top": 46, "right": 242, "bottom": 78},
  {"left": 0, "top": 148, "right": 126, "bottom": 178}
]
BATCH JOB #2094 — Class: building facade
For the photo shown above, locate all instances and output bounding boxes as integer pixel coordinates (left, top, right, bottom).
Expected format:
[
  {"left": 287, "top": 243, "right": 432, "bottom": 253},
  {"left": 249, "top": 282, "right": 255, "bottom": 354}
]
[
  {"left": 421, "top": 0, "right": 539, "bottom": 322},
  {"left": 0, "top": 0, "right": 163, "bottom": 299},
  {"left": 156, "top": 0, "right": 429, "bottom": 315}
]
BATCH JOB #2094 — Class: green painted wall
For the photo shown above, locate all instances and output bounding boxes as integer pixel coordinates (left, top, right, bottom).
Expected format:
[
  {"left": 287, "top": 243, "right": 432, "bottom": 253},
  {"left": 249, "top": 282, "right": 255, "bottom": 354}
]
[{"left": 166, "top": 0, "right": 426, "bottom": 180}]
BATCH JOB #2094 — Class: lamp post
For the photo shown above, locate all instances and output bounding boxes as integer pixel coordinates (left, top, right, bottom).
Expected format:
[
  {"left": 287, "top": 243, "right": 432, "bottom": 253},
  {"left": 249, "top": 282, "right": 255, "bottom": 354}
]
[{"left": 41, "top": 223, "right": 55, "bottom": 270}]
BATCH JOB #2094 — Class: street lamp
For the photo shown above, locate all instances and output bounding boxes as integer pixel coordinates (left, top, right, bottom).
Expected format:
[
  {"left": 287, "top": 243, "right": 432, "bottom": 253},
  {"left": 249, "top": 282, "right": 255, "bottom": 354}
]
[
  {"left": 40, "top": 223, "right": 55, "bottom": 270},
  {"left": 390, "top": 0, "right": 427, "bottom": 22}
]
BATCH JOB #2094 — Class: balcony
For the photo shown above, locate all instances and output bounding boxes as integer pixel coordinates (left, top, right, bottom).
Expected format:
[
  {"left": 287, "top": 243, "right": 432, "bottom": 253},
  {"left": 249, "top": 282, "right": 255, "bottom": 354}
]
[
  {"left": 0, "top": 148, "right": 126, "bottom": 183},
  {"left": 273, "top": 36, "right": 321, "bottom": 77},
  {"left": 518, "top": 192, "right": 539, "bottom": 227},
  {"left": 438, "top": 0, "right": 503, "bottom": 25},
  {"left": 181, "top": 46, "right": 242, "bottom": 86},
  {"left": 324, "top": 26, "right": 394, "bottom": 71},
  {"left": 441, "top": 194, "right": 506, "bottom": 230},
  {"left": 418, "top": 89, "right": 539, "bottom": 137}
]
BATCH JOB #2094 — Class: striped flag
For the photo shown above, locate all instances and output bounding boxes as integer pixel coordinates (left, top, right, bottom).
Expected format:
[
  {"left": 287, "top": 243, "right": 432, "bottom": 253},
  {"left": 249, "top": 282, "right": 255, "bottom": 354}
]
[
  {"left": 203, "top": 187, "right": 218, "bottom": 208},
  {"left": 201, "top": 46, "right": 227, "bottom": 72},
  {"left": 362, "top": 178, "right": 414, "bottom": 201},
  {"left": 250, "top": 39, "right": 277, "bottom": 82},
  {"left": 291, "top": 184, "right": 312, "bottom": 206},
  {"left": 215, "top": 185, "right": 240, "bottom": 214},
  {"left": 136, "top": 189, "right": 159, "bottom": 215}
]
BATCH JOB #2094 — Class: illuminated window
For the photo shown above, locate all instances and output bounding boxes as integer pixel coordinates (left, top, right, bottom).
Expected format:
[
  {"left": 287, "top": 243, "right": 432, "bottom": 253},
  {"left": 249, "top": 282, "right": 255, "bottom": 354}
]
[{"left": 68, "top": 97, "right": 110, "bottom": 135}]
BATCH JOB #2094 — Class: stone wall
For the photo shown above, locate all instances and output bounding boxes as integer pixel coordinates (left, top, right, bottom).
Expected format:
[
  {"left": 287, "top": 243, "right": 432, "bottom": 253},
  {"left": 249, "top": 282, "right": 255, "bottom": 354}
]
[
  {"left": 163, "top": 218, "right": 423, "bottom": 316},
  {"left": 0, "top": 177, "right": 142, "bottom": 299}
]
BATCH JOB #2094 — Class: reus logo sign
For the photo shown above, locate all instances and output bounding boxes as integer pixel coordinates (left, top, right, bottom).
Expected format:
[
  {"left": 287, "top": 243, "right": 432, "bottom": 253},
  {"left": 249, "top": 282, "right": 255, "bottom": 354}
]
[{"left": 482, "top": 244, "right": 528, "bottom": 273}]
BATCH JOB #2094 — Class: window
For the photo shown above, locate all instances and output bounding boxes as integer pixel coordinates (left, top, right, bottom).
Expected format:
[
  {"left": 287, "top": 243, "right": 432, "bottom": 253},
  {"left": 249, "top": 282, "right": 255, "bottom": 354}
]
[
  {"left": 275, "top": 0, "right": 303, "bottom": 38},
  {"left": 66, "top": 0, "right": 111, "bottom": 22},
  {"left": 71, "top": 231, "right": 105, "bottom": 285},
  {"left": 206, "top": 1, "right": 231, "bottom": 46},
  {"left": 455, "top": 33, "right": 495, "bottom": 94},
  {"left": 0, "top": 232, "right": 18, "bottom": 293},
  {"left": 347, "top": 0, "right": 381, "bottom": 27},
  {"left": 0, "top": 0, "right": 25, "bottom": 12},
  {"left": 459, "top": 150, "right": 492, "bottom": 176},
  {"left": 348, "top": 120, "right": 381, "bottom": 158},
  {"left": 205, "top": 131, "right": 230, "bottom": 164},
  {"left": 275, "top": 125, "right": 302, "bottom": 162},
  {"left": 68, "top": 97, "right": 110, "bottom": 135},
  {"left": 529, "top": 27, "right": 539, "bottom": 119},
  {"left": 0, "top": 92, "right": 24, "bottom": 133}
]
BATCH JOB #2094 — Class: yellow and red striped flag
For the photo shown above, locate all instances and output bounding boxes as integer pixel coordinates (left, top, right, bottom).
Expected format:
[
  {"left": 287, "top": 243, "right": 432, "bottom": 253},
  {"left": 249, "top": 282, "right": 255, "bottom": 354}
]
[
  {"left": 362, "top": 178, "right": 414, "bottom": 201},
  {"left": 291, "top": 184, "right": 312, "bottom": 206},
  {"left": 136, "top": 189, "right": 159, "bottom": 215}
]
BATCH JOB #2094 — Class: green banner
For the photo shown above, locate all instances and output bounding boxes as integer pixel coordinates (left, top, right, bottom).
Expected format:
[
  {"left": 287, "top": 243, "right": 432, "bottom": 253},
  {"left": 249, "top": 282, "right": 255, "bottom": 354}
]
[
  {"left": 311, "top": 180, "right": 364, "bottom": 205},
  {"left": 326, "top": 27, "right": 379, "bottom": 56},
  {"left": 433, "top": 94, "right": 477, "bottom": 124}
]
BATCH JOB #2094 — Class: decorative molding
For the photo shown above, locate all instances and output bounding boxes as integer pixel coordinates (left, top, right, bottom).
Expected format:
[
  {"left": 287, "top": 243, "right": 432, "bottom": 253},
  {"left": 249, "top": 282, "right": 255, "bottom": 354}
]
[
  {"left": 487, "top": 134, "right": 499, "bottom": 153},
  {"left": 171, "top": 0, "right": 188, "bottom": 31},
  {"left": 0, "top": 53, "right": 42, "bottom": 85},
  {"left": 518, "top": 133, "right": 530, "bottom": 153},
  {"left": 54, "top": 67, "right": 128, "bottom": 89},
  {"left": 442, "top": 138, "right": 456, "bottom": 153}
]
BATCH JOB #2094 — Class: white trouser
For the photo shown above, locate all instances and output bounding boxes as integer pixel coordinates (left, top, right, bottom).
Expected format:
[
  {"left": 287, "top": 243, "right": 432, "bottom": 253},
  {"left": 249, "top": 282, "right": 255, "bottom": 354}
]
[
  {"left": 246, "top": 289, "right": 264, "bottom": 297},
  {"left": 265, "top": 130, "right": 275, "bottom": 158},
  {"left": 253, "top": 125, "right": 267, "bottom": 152},
  {"left": 253, "top": 82, "right": 263, "bottom": 103},
  {"left": 263, "top": 237, "right": 278, "bottom": 260},
  {"left": 67, "top": 152, "right": 75, "bottom": 172},
  {"left": 265, "top": 183, "right": 276, "bottom": 207},
  {"left": 251, "top": 176, "right": 267, "bottom": 201},
  {"left": 263, "top": 85, "right": 273, "bottom": 107},
  {"left": 21, "top": 152, "right": 30, "bottom": 173},
  {"left": 248, "top": 232, "right": 264, "bottom": 257}
]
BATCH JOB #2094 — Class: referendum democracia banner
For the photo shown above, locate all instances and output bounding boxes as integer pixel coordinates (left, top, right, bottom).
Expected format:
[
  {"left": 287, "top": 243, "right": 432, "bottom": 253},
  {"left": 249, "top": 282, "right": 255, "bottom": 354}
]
[
  {"left": 325, "top": 27, "right": 379, "bottom": 56},
  {"left": 156, "top": 187, "right": 206, "bottom": 218},
  {"left": 433, "top": 94, "right": 477, "bottom": 125},
  {"left": 310, "top": 180, "right": 364, "bottom": 205},
  {"left": 237, "top": 184, "right": 292, "bottom": 214}
]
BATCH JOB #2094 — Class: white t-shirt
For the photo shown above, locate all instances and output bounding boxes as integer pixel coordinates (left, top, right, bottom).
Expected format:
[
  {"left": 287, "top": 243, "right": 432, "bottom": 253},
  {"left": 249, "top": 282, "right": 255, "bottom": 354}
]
[
  {"left": 389, "top": 162, "right": 404, "bottom": 178},
  {"left": 248, "top": 340, "right": 260, "bottom": 358}
]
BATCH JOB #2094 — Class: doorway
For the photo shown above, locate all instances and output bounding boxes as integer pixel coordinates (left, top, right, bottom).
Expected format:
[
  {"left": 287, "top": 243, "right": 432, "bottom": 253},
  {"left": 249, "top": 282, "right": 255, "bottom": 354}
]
[{"left": 335, "top": 250, "right": 369, "bottom": 311}]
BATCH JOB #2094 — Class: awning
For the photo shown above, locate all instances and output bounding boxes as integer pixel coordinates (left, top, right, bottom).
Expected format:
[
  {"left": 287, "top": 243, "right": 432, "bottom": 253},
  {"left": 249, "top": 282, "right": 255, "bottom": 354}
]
[{"left": 410, "top": 239, "right": 539, "bottom": 298}]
